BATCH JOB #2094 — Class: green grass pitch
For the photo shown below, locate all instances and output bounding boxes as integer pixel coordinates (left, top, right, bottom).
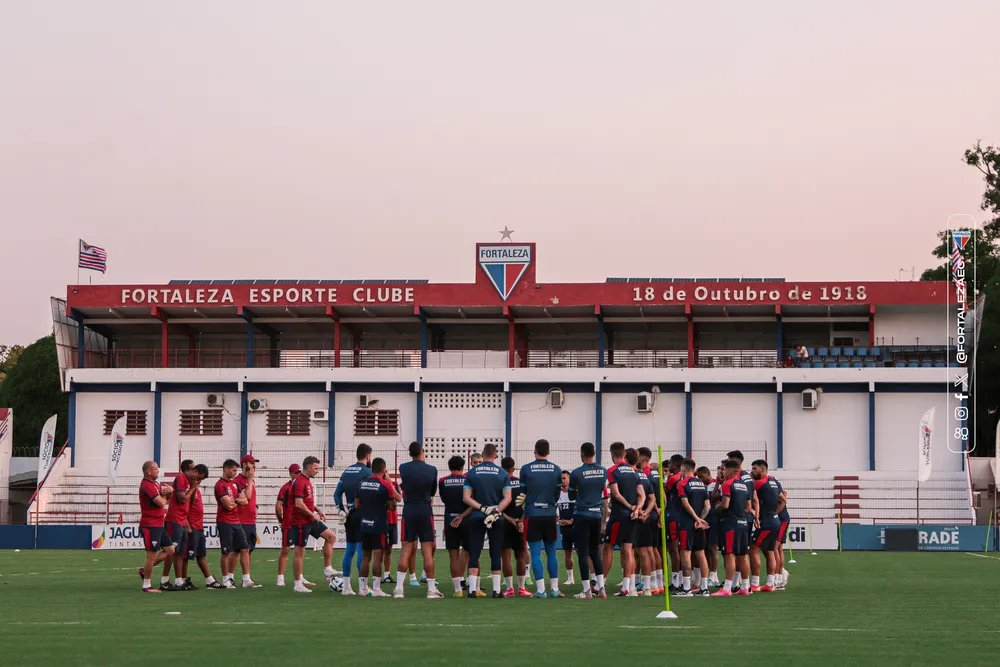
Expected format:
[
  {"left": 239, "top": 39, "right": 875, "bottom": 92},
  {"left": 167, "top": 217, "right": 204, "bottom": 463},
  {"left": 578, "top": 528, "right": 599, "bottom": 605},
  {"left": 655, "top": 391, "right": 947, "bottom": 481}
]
[{"left": 0, "top": 550, "right": 998, "bottom": 666}]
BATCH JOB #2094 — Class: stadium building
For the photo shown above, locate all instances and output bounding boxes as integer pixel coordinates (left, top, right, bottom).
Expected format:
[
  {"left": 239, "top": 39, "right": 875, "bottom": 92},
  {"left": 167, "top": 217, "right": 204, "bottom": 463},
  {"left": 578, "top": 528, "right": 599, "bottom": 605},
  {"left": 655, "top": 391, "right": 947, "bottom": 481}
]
[{"left": 37, "top": 241, "right": 974, "bottom": 541}]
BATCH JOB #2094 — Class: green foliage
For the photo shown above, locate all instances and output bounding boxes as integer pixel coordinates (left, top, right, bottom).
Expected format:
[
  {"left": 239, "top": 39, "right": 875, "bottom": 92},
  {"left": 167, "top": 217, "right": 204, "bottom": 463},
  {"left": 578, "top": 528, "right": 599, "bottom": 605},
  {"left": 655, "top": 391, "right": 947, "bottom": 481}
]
[
  {"left": 0, "top": 335, "right": 67, "bottom": 454},
  {"left": 0, "top": 343, "right": 25, "bottom": 384}
]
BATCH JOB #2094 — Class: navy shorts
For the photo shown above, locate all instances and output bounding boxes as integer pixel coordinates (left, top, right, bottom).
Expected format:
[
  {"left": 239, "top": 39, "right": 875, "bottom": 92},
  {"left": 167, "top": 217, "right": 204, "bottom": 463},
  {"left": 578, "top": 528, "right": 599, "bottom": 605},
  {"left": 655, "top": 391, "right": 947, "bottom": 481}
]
[
  {"left": 401, "top": 513, "right": 435, "bottom": 544},
  {"left": 287, "top": 521, "right": 329, "bottom": 548},
  {"left": 678, "top": 526, "right": 706, "bottom": 552},
  {"left": 708, "top": 521, "right": 720, "bottom": 548},
  {"left": 559, "top": 523, "right": 575, "bottom": 550},
  {"left": 242, "top": 524, "right": 257, "bottom": 552},
  {"left": 503, "top": 521, "right": 526, "bottom": 553},
  {"left": 345, "top": 510, "right": 362, "bottom": 543},
  {"left": 165, "top": 522, "right": 187, "bottom": 553},
  {"left": 385, "top": 523, "right": 398, "bottom": 547},
  {"left": 524, "top": 516, "right": 558, "bottom": 543},
  {"left": 753, "top": 521, "right": 780, "bottom": 551},
  {"left": 721, "top": 523, "right": 749, "bottom": 556},
  {"left": 219, "top": 522, "right": 250, "bottom": 554},
  {"left": 362, "top": 532, "right": 387, "bottom": 552},
  {"left": 635, "top": 521, "right": 656, "bottom": 548},
  {"left": 141, "top": 525, "right": 167, "bottom": 552},
  {"left": 778, "top": 520, "right": 790, "bottom": 544},
  {"left": 445, "top": 523, "right": 469, "bottom": 551},
  {"left": 604, "top": 518, "right": 636, "bottom": 547},
  {"left": 184, "top": 529, "right": 206, "bottom": 560}
]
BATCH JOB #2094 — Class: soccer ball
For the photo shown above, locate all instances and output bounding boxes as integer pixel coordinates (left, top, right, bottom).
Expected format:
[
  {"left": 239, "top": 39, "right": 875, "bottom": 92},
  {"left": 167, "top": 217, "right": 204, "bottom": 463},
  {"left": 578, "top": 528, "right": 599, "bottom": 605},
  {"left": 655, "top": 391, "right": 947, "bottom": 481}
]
[{"left": 328, "top": 575, "right": 344, "bottom": 592}]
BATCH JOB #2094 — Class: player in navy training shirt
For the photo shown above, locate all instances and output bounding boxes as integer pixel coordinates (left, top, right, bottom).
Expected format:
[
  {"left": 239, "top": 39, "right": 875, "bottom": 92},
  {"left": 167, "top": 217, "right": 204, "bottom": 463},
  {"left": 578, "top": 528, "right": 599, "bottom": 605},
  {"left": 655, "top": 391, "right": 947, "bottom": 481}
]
[
  {"left": 520, "top": 438, "right": 564, "bottom": 598},
  {"left": 393, "top": 441, "right": 443, "bottom": 598},
  {"left": 334, "top": 443, "right": 372, "bottom": 593},
  {"left": 568, "top": 441, "right": 608, "bottom": 599},
  {"left": 634, "top": 455, "right": 656, "bottom": 596},
  {"left": 663, "top": 453, "right": 685, "bottom": 590},
  {"left": 750, "top": 459, "right": 782, "bottom": 592},
  {"left": 439, "top": 456, "right": 472, "bottom": 597},
  {"left": 676, "top": 458, "right": 711, "bottom": 596},
  {"left": 697, "top": 465, "right": 722, "bottom": 587},
  {"left": 462, "top": 443, "right": 513, "bottom": 597},
  {"left": 726, "top": 450, "right": 759, "bottom": 591},
  {"left": 557, "top": 470, "right": 576, "bottom": 586},
  {"left": 638, "top": 447, "right": 665, "bottom": 594},
  {"left": 607, "top": 445, "right": 645, "bottom": 596},
  {"left": 501, "top": 457, "right": 531, "bottom": 597},
  {"left": 712, "top": 460, "right": 751, "bottom": 596},
  {"left": 773, "top": 474, "right": 790, "bottom": 589},
  {"left": 355, "top": 457, "right": 393, "bottom": 597}
]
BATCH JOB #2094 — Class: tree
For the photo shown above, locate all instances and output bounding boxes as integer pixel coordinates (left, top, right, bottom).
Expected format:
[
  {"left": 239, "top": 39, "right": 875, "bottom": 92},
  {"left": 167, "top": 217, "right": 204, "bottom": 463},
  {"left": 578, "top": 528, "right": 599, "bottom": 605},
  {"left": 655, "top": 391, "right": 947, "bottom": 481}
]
[
  {"left": 921, "top": 141, "right": 1000, "bottom": 458},
  {"left": 0, "top": 336, "right": 67, "bottom": 455},
  {"left": 0, "top": 344, "right": 25, "bottom": 385}
]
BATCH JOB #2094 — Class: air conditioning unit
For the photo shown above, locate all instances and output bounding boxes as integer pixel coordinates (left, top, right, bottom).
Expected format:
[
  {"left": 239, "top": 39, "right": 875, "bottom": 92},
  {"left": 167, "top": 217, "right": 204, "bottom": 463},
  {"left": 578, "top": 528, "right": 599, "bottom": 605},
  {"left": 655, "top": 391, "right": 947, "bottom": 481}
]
[
  {"left": 206, "top": 393, "right": 225, "bottom": 407},
  {"left": 359, "top": 394, "right": 370, "bottom": 408},
  {"left": 801, "top": 388, "right": 820, "bottom": 410},
  {"left": 636, "top": 391, "right": 654, "bottom": 413},
  {"left": 312, "top": 409, "right": 329, "bottom": 422},
  {"left": 549, "top": 388, "right": 564, "bottom": 409},
  {"left": 248, "top": 398, "right": 268, "bottom": 413}
]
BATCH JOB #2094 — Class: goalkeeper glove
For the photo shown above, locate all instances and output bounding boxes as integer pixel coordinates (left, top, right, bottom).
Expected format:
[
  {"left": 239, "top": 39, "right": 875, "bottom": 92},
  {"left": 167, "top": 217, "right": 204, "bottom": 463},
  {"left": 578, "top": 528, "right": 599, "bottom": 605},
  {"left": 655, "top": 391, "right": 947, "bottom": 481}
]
[
  {"left": 514, "top": 493, "right": 527, "bottom": 508},
  {"left": 337, "top": 508, "right": 348, "bottom": 525},
  {"left": 482, "top": 506, "right": 501, "bottom": 528}
]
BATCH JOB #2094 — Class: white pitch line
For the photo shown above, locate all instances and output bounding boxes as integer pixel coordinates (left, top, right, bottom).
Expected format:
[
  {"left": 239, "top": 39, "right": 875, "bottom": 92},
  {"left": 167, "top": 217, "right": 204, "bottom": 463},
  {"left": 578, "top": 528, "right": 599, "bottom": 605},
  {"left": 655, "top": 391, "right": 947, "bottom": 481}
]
[
  {"left": 403, "top": 623, "right": 481, "bottom": 629},
  {"left": 5, "top": 621, "right": 92, "bottom": 626},
  {"left": 794, "top": 627, "right": 873, "bottom": 633},
  {"left": 210, "top": 621, "right": 268, "bottom": 625},
  {"left": 618, "top": 625, "right": 701, "bottom": 630},
  {"left": 963, "top": 552, "right": 1000, "bottom": 561}
]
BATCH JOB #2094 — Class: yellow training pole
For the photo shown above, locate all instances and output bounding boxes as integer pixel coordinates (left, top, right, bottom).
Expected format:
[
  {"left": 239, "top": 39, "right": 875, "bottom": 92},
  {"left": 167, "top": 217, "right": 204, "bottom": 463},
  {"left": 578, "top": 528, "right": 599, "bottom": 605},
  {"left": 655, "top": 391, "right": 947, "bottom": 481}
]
[
  {"left": 655, "top": 445, "right": 677, "bottom": 619},
  {"left": 985, "top": 508, "right": 994, "bottom": 555}
]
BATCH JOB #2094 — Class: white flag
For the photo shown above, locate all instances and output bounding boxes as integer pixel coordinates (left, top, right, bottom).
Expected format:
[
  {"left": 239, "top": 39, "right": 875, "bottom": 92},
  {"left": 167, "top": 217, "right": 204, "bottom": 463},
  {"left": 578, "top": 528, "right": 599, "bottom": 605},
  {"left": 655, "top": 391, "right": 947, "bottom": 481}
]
[
  {"left": 36, "top": 414, "right": 58, "bottom": 483},
  {"left": 917, "top": 407, "right": 934, "bottom": 482},
  {"left": 107, "top": 415, "right": 127, "bottom": 483}
]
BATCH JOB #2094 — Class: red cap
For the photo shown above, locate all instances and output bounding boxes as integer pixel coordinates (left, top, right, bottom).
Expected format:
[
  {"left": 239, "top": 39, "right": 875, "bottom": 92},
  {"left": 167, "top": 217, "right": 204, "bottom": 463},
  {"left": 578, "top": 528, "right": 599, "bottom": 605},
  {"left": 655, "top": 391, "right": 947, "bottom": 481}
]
[
  {"left": 288, "top": 463, "right": 301, "bottom": 475},
  {"left": 240, "top": 455, "right": 258, "bottom": 464}
]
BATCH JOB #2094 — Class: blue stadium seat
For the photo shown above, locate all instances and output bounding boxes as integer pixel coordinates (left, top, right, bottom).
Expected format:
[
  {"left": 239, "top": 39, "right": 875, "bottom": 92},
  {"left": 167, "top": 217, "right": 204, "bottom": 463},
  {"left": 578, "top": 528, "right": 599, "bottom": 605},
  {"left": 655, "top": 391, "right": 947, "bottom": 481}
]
[
  {"left": 856, "top": 347, "right": 868, "bottom": 356},
  {"left": 830, "top": 347, "right": 842, "bottom": 356},
  {"left": 907, "top": 361, "right": 919, "bottom": 368},
  {"left": 934, "top": 360, "right": 946, "bottom": 367},
  {"left": 921, "top": 361, "right": 932, "bottom": 368},
  {"left": 838, "top": 361, "right": 850, "bottom": 368},
  {"left": 851, "top": 360, "right": 864, "bottom": 368},
  {"left": 864, "top": 362, "right": 876, "bottom": 368},
  {"left": 871, "top": 347, "right": 881, "bottom": 357},
  {"left": 825, "top": 361, "right": 837, "bottom": 368},
  {"left": 800, "top": 361, "right": 811, "bottom": 368},
  {"left": 806, "top": 347, "right": 815, "bottom": 357},
  {"left": 817, "top": 347, "right": 829, "bottom": 356},
  {"left": 843, "top": 347, "right": 855, "bottom": 356}
]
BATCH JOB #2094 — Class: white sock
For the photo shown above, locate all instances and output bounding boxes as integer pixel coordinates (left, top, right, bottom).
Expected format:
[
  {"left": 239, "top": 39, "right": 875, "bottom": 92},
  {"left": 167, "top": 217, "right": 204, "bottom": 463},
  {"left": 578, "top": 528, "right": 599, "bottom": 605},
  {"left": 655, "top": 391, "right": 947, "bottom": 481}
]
[
  {"left": 359, "top": 577, "right": 369, "bottom": 594},
  {"left": 682, "top": 575, "right": 690, "bottom": 591},
  {"left": 427, "top": 578, "right": 438, "bottom": 592},
  {"left": 421, "top": 570, "right": 427, "bottom": 579},
  {"left": 396, "top": 571, "right": 406, "bottom": 590},
  {"left": 161, "top": 576, "right": 170, "bottom": 585},
  {"left": 142, "top": 578, "right": 152, "bottom": 588},
  {"left": 276, "top": 575, "right": 285, "bottom": 585},
  {"left": 410, "top": 572, "right": 419, "bottom": 582},
  {"left": 733, "top": 573, "right": 742, "bottom": 587},
  {"left": 492, "top": 574, "right": 502, "bottom": 593},
  {"left": 452, "top": 576, "right": 462, "bottom": 590},
  {"left": 535, "top": 579, "right": 545, "bottom": 593},
  {"left": 469, "top": 575, "right": 479, "bottom": 593},
  {"left": 174, "top": 577, "right": 184, "bottom": 586},
  {"left": 205, "top": 576, "right": 216, "bottom": 584},
  {"left": 373, "top": 578, "right": 382, "bottom": 592},
  {"left": 565, "top": 571, "right": 575, "bottom": 583},
  {"left": 700, "top": 574, "right": 709, "bottom": 590},
  {"left": 516, "top": 575, "right": 525, "bottom": 589},
  {"left": 621, "top": 577, "right": 630, "bottom": 592},
  {"left": 691, "top": 569, "right": 701, "bottom": 586},
  {"left": 631, "top": 574, "right": 638, "bottom": 589},
  {"left": 723, "top": 579, "right": 733, "bottom": 592},
  {"left": 582, "top": 579, "right": 592, "bottom": 592},
  {"left": 642, "top": 575, "right": 652, "bottom": 590},
  {"left": 767, "top": 574, "right": 775, "bottom": 586},
  {"left": 751, "top": 575, "right": 760, "bottom": 586},
  {"left": 504, "top": 576, "right": 513, "bottom": 589},
  {"left": 242, "top": 574, "right": 251, "bottom": 584},
  {"left": 596, "top": 574, "right": 606, "bottom": 590},
  {"left": 550, "top": 577, "right": 559, "bottom": 592}
]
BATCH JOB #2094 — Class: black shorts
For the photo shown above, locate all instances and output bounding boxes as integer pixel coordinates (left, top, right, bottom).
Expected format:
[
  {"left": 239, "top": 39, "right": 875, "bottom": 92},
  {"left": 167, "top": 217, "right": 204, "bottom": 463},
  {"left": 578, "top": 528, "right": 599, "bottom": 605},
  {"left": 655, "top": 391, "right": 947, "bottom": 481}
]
[
  {"left": 559, "top": 523, "right": 575, "bottom": 550},
  {"left": 753, "top": 522, "right": 780, "bottom": 551},
  {"left": 778, "top": 520, "right": 790, "bottom": 544},
  {"left": 165, "top": 522, "right": 187, "bottom": 553},
  {"left": 287, "top": 521, "right": 329, "bottom": 548},
  {"left": 503, "top": 519, "right": 526, "bottom": 553},
  {"left": 242, "top": 524, "right": 257, "bottom": 552},
  {"left": 184, "top": 529, "right": 206, "bottom": 560},
  {"left": 524, "top": 516, "right": 558, "bottom": 544},
  {"left": 385, "top": 523, "right": 398, "bottom": 547},
  {"left": 721, "top": 524, "right": 749, "bottom": 556},
  {"left": 401, "top": 513, "right": 435, "bottom": 543},
  {"left": 345, "top": 510, "right": 362, "bottom": 543},
  {"left": 635, "top": 521, "right": 656, "bottom": 548},
  {"left": 604, "top": 518, "right": 636, "bottom": 547},
  {"left": 141, "top": 525, "right": 167, "bottom": 552},
  {"left": 707, "top": 521, "right": 720, "bottom": 549},
  {"left": 362, "top": 532, "right": 388, "bottom": 552},
  {"left": 445, "top": 523, "right": 469, "bottom": 551},
  {"left": 678, "top": 526, "right": 706, "bottom": 552},
  {"left": 219, "top": 522, "right": 250, "bottom": 554}
]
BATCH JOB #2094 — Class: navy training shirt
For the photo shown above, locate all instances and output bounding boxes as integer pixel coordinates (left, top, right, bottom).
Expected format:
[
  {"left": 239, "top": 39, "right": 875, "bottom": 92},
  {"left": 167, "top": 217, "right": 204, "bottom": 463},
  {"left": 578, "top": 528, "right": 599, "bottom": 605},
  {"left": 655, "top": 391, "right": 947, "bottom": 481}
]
[
  {"left": 677, "top": 475, "right": 709, "bottom": 526},
  {"left": 356, "top": 476, "right": 390, "bottom": 535},
  {"left": 773, "top": 477, "right": 790, "bottom": 523},
  {"left": 504, "top": 474, "right": 524, "bottom": 519},
  {"left": 463, "top": 461, "right": 511, "bottom": 520},
  {"left": 334, "top": 462, "right": 372, "bottom": 511},
  {"left": 609, "top": 464, "right": 640, "bottom": 520},
  {"left": 557, "top": 489, "right": 574, "bottom": 522},
  {"left": 720, "top": 476, "right": 750, "bottom": 525},
  {"left": 399, "top": 459, "right": 438, "bottom": 518},
  {"left": 519, "top": 459, "right": 562, "bottom": 519},
  {"left": 754, "top": 476, "right": 782, "bottom": 526},
  {"left": 569, "top": 462, "right": 606, "bottom": 519},
  {"left": 438, "top": 473, "right": 468, "bottom": 521}
]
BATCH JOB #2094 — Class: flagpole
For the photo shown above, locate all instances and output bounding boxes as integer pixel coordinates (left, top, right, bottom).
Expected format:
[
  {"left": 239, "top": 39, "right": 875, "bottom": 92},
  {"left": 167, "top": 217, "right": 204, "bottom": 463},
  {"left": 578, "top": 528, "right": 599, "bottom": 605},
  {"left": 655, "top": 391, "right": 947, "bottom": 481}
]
[
  {"left": 655, "top": 445, "right": 677, "bottom": 619},
  {"left": 76, "top": 239, "right": 81, "bottom": 285}
]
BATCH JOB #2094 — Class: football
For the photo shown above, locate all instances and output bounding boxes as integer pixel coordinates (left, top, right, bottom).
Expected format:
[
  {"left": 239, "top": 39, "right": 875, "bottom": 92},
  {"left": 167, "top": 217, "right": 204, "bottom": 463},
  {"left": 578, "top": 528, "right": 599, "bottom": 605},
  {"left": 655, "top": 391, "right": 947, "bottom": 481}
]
[{"left": 327, "top": 575, "right": 344, "bottom": 593}]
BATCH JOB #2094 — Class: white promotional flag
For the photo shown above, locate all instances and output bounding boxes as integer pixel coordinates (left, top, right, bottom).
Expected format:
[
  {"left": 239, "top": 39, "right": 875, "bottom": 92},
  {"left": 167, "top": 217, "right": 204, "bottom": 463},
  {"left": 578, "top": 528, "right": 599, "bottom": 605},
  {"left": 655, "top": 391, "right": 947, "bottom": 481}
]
[
  {"left": 917, "top": 407, "right": 934, "bottom": 483},
  {"left": 107, "top": 415, "right": 127, "bottom": 483},
  {"left": 36, "top": 414, "right": 58, "bottom": 483}
]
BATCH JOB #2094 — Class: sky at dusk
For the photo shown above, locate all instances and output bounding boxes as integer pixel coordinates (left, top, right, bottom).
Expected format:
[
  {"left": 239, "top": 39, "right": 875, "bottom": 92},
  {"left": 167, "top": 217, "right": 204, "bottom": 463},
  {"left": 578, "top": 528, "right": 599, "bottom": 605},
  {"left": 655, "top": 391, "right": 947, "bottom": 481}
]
[{"left": 2, "top": 1, "right": 998, "bottom": 343}]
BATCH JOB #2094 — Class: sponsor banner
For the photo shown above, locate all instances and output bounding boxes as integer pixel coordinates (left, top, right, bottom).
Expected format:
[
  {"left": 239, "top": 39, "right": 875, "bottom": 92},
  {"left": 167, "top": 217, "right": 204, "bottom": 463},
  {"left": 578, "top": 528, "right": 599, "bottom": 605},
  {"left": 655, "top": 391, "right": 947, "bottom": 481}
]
[
  {"left": 91, "top": 522, "right": 347, "bottom": 550},
  {"left": 918, "top": 408, "right": 934, "bottom": 483},
  {"left": 107, "top": 416, "right": 127, "bottom": 483},
  {"left": 841, "top": 524, "right": 990, "bottom": 551},
  {"left": 37, "top": 414, "right": 57, "bottom": 483},
  {"left": 783, "top": 522, "right": 839, "bottom": 551}
]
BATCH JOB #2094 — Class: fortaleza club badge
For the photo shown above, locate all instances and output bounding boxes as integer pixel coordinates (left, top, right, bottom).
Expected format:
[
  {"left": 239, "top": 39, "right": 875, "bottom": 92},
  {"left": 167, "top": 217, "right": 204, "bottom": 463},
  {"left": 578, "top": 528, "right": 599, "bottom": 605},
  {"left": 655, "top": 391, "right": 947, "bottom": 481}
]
[{"left": 479, "top": 244, "right": 532, "bottom": 300}]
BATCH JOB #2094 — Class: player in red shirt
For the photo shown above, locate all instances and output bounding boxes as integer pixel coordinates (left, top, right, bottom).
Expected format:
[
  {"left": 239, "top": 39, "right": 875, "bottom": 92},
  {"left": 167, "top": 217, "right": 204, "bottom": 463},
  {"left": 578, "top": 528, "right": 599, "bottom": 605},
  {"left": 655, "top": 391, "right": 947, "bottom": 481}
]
[
  {"left": 177, "top": 464, "right": 222, "bottom": 589},
  {"left": 215, "top": 458, "right": 251, "bottom": 589},
  {"left": 275, "top": 463, "right": 314, "bottom": 588},
  {"left": 160, "top": 460, "right": 206, "bottom": 590},
  {"left": 288, "top": 456, "right": 338, "bottom": 593},
  {"left": 233, "top": 454, "right": 260, "bottom": 588},
  {"left": 136, "top": 460, "right": 174, "bottom": 593}
]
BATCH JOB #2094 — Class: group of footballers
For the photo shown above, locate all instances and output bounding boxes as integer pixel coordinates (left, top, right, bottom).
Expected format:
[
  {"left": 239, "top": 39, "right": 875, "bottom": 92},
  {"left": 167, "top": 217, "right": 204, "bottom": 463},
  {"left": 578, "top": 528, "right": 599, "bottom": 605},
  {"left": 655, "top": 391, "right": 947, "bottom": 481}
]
[{"left": 135, "top": 440, "right": 791, "bottom": 599}]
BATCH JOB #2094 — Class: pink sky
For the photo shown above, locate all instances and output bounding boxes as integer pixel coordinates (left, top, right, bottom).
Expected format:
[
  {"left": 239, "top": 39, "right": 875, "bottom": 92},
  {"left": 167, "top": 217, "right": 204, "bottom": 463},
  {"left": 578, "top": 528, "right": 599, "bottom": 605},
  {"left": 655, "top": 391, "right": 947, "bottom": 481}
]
[{"left": 1, "top": 1, "right": 998, "bottom": 343}]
